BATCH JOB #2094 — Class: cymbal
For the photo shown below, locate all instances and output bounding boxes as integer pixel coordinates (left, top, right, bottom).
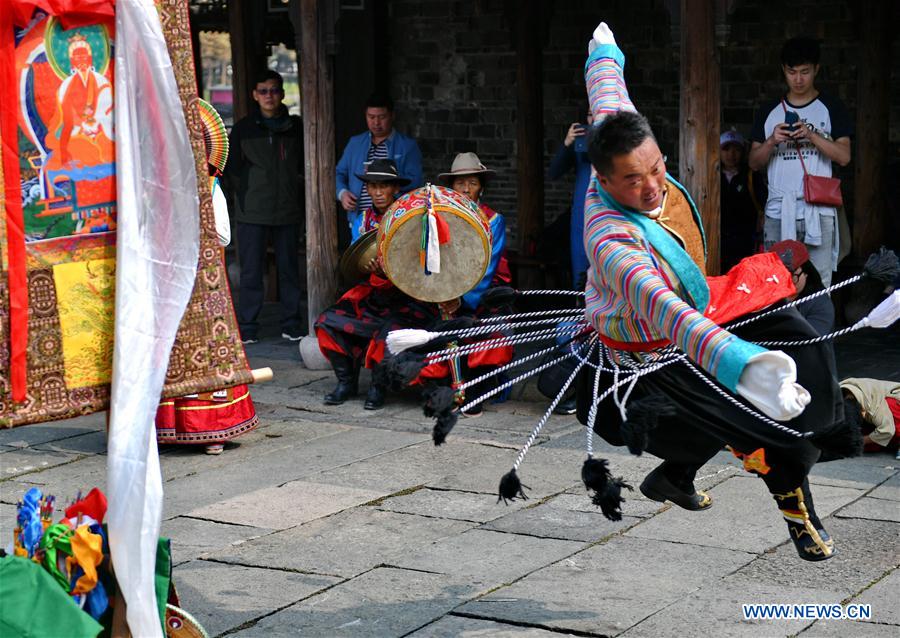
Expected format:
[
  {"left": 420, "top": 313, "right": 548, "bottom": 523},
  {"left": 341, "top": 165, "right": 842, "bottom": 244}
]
[{"left": 339, "top": 229, "right": 378, "bottom": 283}]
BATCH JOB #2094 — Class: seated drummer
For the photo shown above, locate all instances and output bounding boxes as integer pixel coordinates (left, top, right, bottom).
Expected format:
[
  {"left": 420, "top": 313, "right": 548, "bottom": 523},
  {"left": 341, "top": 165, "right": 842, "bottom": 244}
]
[
  {"left": 431, "top": 152, "right": 513, "bottom": 416},
  {"left": 315, "top": 158, "right": 438, "bottom": 410}
]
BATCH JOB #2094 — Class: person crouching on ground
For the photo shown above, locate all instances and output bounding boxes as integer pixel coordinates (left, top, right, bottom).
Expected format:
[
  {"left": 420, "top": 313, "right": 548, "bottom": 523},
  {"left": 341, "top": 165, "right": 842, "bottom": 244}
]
[{"left": 314, "top": 158, "right": 430, "bottom": 410}]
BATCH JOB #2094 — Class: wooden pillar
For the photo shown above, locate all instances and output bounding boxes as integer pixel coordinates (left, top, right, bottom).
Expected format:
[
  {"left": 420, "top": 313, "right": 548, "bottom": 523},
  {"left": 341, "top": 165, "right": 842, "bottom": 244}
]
[
  {"left": 853, "top": 0, "right": 891, "bottom": 259},
  {"left": 512, "top": 2, "right": 544, "bottom": 288},
  {"left": 678, "top": 0, "right": 721, "bottom": 275},
  {"left": 228, "top": 0, "right": 250, "bottom": 122},
  {"left": 292, "top": 0, "right": 339, "bottom": 335}
]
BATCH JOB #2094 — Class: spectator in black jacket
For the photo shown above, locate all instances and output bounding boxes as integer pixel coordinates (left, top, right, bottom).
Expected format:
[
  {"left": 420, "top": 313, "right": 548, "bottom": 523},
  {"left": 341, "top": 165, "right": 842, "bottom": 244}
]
[
  {"left": 771, "top": 239, "right": 834, "bottom": 336},
  {"left": 225, "top": 70, "right": 304, "bottom": 343}
]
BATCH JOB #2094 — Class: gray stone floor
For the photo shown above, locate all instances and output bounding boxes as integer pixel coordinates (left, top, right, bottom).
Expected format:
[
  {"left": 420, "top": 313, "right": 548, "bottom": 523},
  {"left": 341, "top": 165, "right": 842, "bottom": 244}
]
[{"left": 1, "top": 321, "right": 898, "bottom": 637}]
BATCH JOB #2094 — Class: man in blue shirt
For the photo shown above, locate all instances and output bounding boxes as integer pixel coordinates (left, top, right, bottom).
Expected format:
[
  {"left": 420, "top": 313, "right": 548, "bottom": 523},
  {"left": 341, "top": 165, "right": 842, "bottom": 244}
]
[{"left": 336, "top": 93, "right": 423, "bottom": 240}]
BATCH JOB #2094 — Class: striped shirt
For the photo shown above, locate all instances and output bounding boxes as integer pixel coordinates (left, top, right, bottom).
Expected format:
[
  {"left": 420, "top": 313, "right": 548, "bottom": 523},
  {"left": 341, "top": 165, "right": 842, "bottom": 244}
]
[
  {"left": 582, "top": 44, "right": 764, "bottom": 392},
  {"left": 355, "top": 140, "right": 390, "bottom": 213}
]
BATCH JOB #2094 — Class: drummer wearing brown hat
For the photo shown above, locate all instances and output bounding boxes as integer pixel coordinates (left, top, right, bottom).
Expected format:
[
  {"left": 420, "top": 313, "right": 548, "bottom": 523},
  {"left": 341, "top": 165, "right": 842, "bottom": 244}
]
[
  {"left": 314, "top": 158, "right": 422, "bottom": 410},
  {"left": 436, "top": 152, "right": 513, "bottom": 416}
]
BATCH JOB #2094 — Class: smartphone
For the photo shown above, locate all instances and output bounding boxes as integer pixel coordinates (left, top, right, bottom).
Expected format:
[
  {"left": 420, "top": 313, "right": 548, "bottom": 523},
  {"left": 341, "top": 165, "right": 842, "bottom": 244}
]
[
  {"left": 574, "top": 125, "right": 589, "bottom": 153},
  {"left": 783, "top": 110, "right": 800, "bottom": 132}
]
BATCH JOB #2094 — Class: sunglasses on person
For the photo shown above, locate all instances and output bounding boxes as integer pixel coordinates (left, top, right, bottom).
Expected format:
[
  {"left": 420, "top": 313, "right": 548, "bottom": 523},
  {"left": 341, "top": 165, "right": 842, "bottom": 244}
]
[{"left": 255, "top": 87, "right": 283, "bottom": 96}]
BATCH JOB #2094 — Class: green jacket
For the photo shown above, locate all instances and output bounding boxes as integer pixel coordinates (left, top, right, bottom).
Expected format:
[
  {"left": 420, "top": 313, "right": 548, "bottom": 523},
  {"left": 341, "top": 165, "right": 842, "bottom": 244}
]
[{"left": 225, "top": 106, "right": 304, "bottom": 225}]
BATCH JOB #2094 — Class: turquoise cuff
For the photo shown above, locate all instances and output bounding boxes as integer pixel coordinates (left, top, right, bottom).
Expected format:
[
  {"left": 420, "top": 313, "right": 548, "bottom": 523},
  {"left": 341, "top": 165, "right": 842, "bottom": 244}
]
[
  {"left": 585, "top": 43, "right": 625, "bottom": 72},
  {"left": 717, "top": 338, "right": 767, "bottom": 394}
]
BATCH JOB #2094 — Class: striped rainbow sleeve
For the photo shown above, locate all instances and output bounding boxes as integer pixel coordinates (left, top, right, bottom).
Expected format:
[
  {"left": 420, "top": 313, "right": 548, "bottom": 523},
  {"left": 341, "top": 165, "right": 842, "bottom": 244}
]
[{"left": 585, "top": 43, "right": 635, "bottom": 126}]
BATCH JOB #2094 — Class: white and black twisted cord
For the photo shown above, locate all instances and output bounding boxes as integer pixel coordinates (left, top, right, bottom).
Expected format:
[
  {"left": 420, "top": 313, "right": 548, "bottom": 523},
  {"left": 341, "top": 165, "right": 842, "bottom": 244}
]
[
  {"left": 427, "top": 323, "right": 588, "bottom": 363},
  {"left": 457, "top": 334, "right": 592, "bottom": 392},
  {"left": 511, "top": 337, "right": 598, "bottom": 471}
]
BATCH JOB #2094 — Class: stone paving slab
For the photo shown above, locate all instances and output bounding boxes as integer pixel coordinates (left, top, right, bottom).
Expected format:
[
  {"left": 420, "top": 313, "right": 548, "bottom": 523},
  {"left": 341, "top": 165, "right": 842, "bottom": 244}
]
[
  {"left": 618, "top": 572, "right": 845, "bottom": 638},
  {"left": 187, "top": 481, "right": 384, "bottom": 529},
  {"left": 425, "top": 442, "right": 590, "bottom": 497},
  {"left": 158, "top": 419, "right": 352, "bottom": 481},
  {"left": 835, "top": 496, "right": 900, "bottom": 523},
  {"left": 307, "top": 442, "right": 449, "bottom": 493},
  {"left": 0, "top": 501, "right": 16, "bottom": 537},
  {"left": 808, "top": 457, "right": 898, "bottom": 490},
  {"left": 0, "top": 448, "right": 84, "bottom": 479},
  {"left": 0, "top": 412, "right": 105, "bottom": 447},
  {"left": 161, "top": 516, "right": 273, "bottom": 566},
  {"left": 410, "top": 614, "right": 582, "bottom": 636},
  {"left": 458, "top": 536, "right": 754, "bottom": 636},
  {"left": 172, "top": 559, "right": 340, "bottom": 637},
  {"left": 626, "top": 476, "right": 863, "bottom": 554},
  {"left": 162, "top": 427, "right": 427, "bottom": 517},
  {"left": 482, "top": 493, "right": 655, "bottom": 542},
  {"left": 33, "top": 430, "right": 108, "bottom": 455},
  {"left": 376, "top": 487, "right": 530, "bottom": 523},
  {"left": 867, "top": 473, "right": 900, "bottom": 502},
  {"left": 851, "top": 568, "right": 900, "bottom": 626},
  {"left": 393, "top": 528, "right": 585, "bottom": 586},
  {"left": 736, "top": 517, "right": 900, "bottom": 598},
  {"left": 231, "top": 567, "right": 474, "bottom": 638},
  {"left": 206, "top": 509, "right": 475, "bottom": 578}
]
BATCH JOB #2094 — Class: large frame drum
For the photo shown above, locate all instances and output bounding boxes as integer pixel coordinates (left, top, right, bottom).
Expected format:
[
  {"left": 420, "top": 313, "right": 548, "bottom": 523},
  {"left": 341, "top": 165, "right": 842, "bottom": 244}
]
[{"left": 378, "top": 185, "right": 492, "bottom": 303}]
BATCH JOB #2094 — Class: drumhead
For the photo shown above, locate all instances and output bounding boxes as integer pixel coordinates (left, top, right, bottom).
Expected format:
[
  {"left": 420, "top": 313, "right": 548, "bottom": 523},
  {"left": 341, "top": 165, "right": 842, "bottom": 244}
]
[{"left": 380, "top": 187, "right": 491, "bottom": 303}]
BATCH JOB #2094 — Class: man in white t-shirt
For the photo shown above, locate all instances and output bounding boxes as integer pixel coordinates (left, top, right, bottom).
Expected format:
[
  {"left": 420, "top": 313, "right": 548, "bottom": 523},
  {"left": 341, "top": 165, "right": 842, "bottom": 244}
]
[{"left": 749, "top": 37, "right": 853, "bottom": 287}]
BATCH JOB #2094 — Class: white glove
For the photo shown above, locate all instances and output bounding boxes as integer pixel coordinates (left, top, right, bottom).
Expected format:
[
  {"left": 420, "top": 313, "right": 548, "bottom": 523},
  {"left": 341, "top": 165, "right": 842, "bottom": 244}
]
[
  {"left": 736, "top": 351, "right": 810, "bottom": 422},
  {"left": 588, "top": 22, "right": 617, "bottom": 54},
  {"left": 211, "top": 179, "right": 231, "bottom": 247},
  {"left": 859, "top": 290, "right": 900, "bottom": 329}
]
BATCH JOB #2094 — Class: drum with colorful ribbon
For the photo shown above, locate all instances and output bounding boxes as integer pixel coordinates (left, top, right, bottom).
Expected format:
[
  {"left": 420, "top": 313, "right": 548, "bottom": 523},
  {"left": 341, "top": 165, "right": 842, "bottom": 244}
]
[{"left": 378, "top": 184, "right": 492, "bottom": 303}]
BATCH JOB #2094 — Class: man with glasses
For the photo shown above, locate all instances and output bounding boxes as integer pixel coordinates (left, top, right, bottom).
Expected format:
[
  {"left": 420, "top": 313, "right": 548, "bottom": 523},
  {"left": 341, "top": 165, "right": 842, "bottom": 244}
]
[
  {"left": 226, "top": 70, "right": 305, "bottom": 344},
  {"left": 575, "top": 24, "right": 844, "bottom": 561}
]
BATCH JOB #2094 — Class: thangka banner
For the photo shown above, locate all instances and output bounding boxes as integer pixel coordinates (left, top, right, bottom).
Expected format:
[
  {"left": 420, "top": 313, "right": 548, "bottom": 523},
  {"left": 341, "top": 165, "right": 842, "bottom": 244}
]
[{"left": 0, "top": 1, "right": 253, "bottom": 427}]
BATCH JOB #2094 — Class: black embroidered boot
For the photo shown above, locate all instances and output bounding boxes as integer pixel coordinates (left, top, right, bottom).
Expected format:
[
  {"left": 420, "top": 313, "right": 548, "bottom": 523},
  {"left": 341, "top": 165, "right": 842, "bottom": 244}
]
[
  {"left": 772, "top": 480, "right": 835, "bottom": 561},
  {"left": 323, "top": 355, "right": 359, "bottom": 405}
]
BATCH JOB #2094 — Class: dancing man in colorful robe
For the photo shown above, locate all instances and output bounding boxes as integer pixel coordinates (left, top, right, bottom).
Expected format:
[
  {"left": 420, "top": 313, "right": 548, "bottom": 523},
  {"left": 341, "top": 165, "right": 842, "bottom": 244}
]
[{"left": 575, "top": 24, "right": 844, "bottom": 561}]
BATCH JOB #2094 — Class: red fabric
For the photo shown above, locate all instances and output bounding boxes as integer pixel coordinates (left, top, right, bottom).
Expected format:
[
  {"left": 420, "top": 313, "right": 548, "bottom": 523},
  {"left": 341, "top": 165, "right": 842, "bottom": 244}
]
[
  {"left": 705, "top": 252, "right": 795, "bottom": 325},
  {"left": 10, "top": 1, "right": 115, "bottom": 29},
  {"left": 315, "top": 327, "right": 346, "bottom": 356},
  {"left": 155, "top": 385, "right": 258, "bottom": 445},
  {"left": 468, "top": 345, "right": 513, "bottom": 368},
  {"left": 599, "top": 334, "right": 670, "bottom": 352},
  {"left": 365, "top": 338, "right": 385, "bottom": 368},
  {"left": 435, "top": 211, "right": 450, "bottom": 244},
  {"left": 0, "top": 7, "right": 27, "bottom": 402},
  {"left": 64, "top": 488, "right": 107, "bottom": 523}
]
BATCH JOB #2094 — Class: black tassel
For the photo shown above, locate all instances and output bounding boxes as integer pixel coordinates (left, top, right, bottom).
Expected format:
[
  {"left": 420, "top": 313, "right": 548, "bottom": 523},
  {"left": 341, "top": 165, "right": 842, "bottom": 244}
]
[
  {"left": 423, "top": 386, "right": 457, "bottom": 417},
  {"left": 619, "top": 394, "right": 676, "bottom": 456},
  {"left": 432, "top": 410, "right": 459, "bottom": 446},
  {"left": 480, "top": 286, "right": 517, "bottom": 312},
  {"left": 581, "top": 457, "right": 632, "bottom": 521},
  {"left": 384, "top": 352, "right": 427, "bottom": 390},
  {"left": 863, "top": 247, "right": 900, "bottom": 283},
  {"left": 498, "top": 469, "right": 529, "bottom": 504},
  {"left": 812, "top": 397, "right": 865, "bottom": 462}
]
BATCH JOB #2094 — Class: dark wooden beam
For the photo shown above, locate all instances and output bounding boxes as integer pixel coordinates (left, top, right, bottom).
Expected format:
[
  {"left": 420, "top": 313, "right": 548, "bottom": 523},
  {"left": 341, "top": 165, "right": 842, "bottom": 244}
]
[
  {"left": 512, "top": 1, "right": 544, "bottom": 287},
  {"left": 853, "top": 0, "right": 891, "bottom": 259},
  {"left": 678, "top": 0, "right": 721, "bottom": 275},
  {"left": 228, "top": 0, "right": 250, "bottom": 121},
  {"left": 292, "top": 0, "right": 339, "bottom": 333}
]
